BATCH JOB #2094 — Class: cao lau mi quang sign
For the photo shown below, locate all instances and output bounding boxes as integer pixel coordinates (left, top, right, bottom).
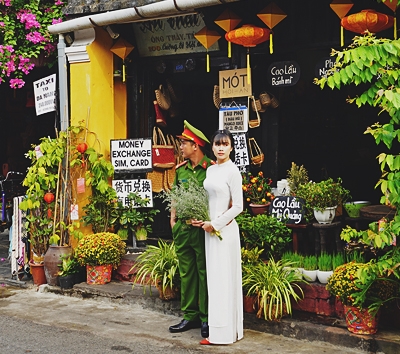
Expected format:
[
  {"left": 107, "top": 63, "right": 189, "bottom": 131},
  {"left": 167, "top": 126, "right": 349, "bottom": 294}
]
[
  {"left": 269, "top": 196, "right": 305, "bottom": 224},
  {"left": 111, "top": 139, "right": 152, "bottom": 173}
]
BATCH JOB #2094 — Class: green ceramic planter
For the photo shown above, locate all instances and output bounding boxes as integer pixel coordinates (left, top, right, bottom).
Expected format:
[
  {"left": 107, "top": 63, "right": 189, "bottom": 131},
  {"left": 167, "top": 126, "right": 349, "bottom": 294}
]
[{"left": 344, "top": 201, "right": 371, "bottom": 218}]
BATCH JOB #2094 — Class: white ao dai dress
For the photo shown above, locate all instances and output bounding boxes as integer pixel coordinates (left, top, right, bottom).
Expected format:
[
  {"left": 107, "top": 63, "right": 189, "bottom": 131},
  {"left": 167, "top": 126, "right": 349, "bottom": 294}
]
[{"left": 203, "top": 159, "right": 243, "bottom": 344}]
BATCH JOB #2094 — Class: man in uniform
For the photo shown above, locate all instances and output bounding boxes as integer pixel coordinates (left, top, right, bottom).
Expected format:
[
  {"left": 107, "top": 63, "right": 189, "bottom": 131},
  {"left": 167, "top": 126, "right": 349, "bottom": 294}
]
[{"left": 168, "top": 120, "right": 213, "bottom": 338}]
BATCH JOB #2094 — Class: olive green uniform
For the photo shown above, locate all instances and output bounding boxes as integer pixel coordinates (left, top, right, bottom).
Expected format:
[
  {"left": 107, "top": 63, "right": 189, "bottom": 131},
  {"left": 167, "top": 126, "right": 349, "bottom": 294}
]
[{"left": 172, "top": 156, "right": 213, "bottom": 323}]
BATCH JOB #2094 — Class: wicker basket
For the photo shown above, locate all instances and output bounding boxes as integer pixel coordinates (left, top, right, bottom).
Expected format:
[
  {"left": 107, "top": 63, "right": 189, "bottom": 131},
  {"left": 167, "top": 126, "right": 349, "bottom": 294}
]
[
  {"left": 213, "top": 85, "right": 222, "bottom": 109},
  {"left": 251, "top": 98, "right": 266, "bottom": 113},
  {"left": 248, "top": 137, "right": 264, "bottom": 167},
  {"left": 249, "top": 96, "right": 261, "bottom": 128},
  {"left": 259, "top": 92, "right": 271, "bottom": 107},
  {"left": 270, "top": 94, "right": 279, "bottom": 108}
]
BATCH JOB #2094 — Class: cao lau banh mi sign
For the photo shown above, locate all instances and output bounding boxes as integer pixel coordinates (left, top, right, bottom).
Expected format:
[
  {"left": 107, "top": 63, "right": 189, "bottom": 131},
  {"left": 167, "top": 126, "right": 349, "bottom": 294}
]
[
  {"left": 269, "top": 196, "right": 305, "bottom": 224},
  {"left": 111, "top": 139, "right": 152, "bottom": 172},
  {"left": 268, "top": 61, "right": 300, "bottom": 87}
]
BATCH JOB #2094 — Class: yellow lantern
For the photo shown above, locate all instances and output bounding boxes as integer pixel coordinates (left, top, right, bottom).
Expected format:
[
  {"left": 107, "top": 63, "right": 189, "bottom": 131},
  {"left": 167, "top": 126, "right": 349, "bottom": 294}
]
[
  {"left": 194, "top": 26, "right": 221, "bottom": 72},
  {"left": 330, "top": 0, "right": 354, "bottom": 46},
  {"left": 214, "top": 8, "right": 242, "bottom": 58},
  {"left": 257, "top": 2, "right": 287, "bottom": 54},
  {"left": 110, "top": 38, "right": 134, "bottom": 82}
]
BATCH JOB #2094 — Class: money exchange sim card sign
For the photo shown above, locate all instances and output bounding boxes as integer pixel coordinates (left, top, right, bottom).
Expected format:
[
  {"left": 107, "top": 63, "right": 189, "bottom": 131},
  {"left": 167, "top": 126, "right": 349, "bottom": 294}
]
[{"left": 219, "top": 101, "right": 248, "bottom": 133}]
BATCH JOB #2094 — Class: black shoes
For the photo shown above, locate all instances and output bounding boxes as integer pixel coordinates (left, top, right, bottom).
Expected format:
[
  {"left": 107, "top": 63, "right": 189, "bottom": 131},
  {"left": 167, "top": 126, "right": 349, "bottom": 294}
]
[
  {"left": 201, "top": 322, "right": 209, "bottom": 338},
  {"left": 169, "top": 319, "right": 201, "bottom": 333}
]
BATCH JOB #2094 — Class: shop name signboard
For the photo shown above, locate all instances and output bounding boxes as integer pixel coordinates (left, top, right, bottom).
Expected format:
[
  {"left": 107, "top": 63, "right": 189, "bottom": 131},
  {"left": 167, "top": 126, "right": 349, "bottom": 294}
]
[
  {"left": 267, "top": 61, "right": 300, "bottom": 87},
  {"left": 314, "top": 57, "right": 338, "bottom": 79},
  {"left": 219, "top": 104, "right": 248, "bottom": 132},
  {"left": 269, "top": 196, "right": 305, "bottom": 224},
  {"left": 33, "top": 74, "right": 56, "bottom": 116},
  {"left": 219, "top": 68, "right": 251, "bottom": 98},
  {"left": 110, "top": 139, "right": 152, "bottom": 172},
  {"left": 112, "top": 179, "right": 153, "bottom": 207},
  {"left": 132, "top": 14, "right": 219, "bottom": 57}
]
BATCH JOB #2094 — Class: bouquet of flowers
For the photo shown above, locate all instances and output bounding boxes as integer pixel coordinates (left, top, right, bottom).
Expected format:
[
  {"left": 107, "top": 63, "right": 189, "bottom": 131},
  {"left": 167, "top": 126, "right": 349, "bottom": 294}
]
[
  {"left": 160, "top": 176, "right": 222, "bottom": 240},
  {"left": 242, "top": 171, "right": 274, "bottom": 205}
]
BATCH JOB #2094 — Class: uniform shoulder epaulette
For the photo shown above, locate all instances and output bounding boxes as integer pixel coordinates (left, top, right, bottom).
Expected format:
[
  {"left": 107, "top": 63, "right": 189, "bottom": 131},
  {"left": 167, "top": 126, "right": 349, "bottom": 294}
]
[
  {"left": 176, "top": 160, "right": 188, "bottom": 169},
  {"left": 210, "top": 160, "right": 216, "bottom": 165}
]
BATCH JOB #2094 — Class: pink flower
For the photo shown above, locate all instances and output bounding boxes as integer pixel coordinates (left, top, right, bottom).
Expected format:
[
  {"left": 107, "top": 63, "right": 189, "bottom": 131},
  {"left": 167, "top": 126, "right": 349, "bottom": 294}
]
[
  {"left": 9, "top": 78, "right": 25, "bottom": 89},
  {"left": 0, "top": 22, "right": 4, "bottom": 27},
  {"left": 1, "top": 0, "right": 12, "bottom": 7},
  {"left": 26, "top": 31, "right": 46, "bottom": 44},
  {"left": 55, "top": 0, "right": 64, "bottom": 5},
  {"left": 52, "top": 18, "right": 63, "bottom": 25},
  {"left": 17, "top": 11, "right": 41, "bottom": 30}
]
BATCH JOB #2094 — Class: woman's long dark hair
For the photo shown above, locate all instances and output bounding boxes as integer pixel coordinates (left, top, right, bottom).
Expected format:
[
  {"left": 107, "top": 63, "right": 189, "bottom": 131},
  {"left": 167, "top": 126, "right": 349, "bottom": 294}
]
[{"left": 210, "top": 129, "right": 235, "bottom": 161}]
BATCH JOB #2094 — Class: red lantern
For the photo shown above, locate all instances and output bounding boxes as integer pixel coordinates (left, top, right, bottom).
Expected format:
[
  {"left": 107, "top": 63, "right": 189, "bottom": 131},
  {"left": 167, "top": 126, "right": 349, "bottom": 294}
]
[
  {"left": 341, "top": 9, "right": 394, "bottom": 34},
  {"left": 77, "top": 142, "right": 88, "bottom": 154},
  {"left": 225, "top": 25, "right": 270, "bottom": 84},
  {"left": 44, "top": 192, "right": 55, "bottom": 204}
]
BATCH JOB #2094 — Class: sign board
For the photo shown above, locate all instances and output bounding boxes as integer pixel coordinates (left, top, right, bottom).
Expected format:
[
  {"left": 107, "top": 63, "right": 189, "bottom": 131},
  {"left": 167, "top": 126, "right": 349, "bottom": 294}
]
[
  {"left": 269, "top": 196, "right": 305, "bottom": 224},
  {"left": 219, "top": 68, "right": 252, "bottom": 98},
  {"left": 267, "top": 61, "right": 300, "bottom": 87},
  {"left": 314, "top": 56, "right": 337, "bottom": 79},
  {"left": 112, "top": 179, "right": 153, "bottom": 207},
  {"left": 219, "top": 104, "right": 248, "bottom": 133},
  {"left": 33, "top": 74, "right": 56, "bottom": 116},
  {"left": 110, "top": 139, "right": 152, "bottom": 173},
  {"left": 232, "top": 133, "right": 249, "bottom": 173},
  {"left": 132, "top": 14, "right": 219, "bottom": 57}
]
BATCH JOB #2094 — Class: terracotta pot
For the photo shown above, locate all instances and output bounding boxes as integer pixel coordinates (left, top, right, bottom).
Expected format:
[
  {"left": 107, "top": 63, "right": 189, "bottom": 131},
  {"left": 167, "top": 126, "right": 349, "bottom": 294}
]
[
  {"left": 44, "top": 245, "right": 72, "bottom": 286},
  {"left": 86, "top": 264, "right": 113, "bottom": 285},
  {"left": 243, "top": 295, "right": 258, "bottom": 313},
  {"left": 343, "top": 305, "right": 380, "bottom": 334},
  {"left": 249, "top": 203, "right": 270, "bottom": 216},
  {"left": 29, "top": 261, "right": 47, "bottom": 286},
  {"left": 156, "top": 283, "right": 179, "bottom": 301}
]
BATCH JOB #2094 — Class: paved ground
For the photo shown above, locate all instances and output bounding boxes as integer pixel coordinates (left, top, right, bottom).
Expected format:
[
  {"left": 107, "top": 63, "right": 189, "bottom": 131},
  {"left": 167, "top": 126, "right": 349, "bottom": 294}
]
[{"left": 1, "top": 230, "right": 399, "bottom": 353}]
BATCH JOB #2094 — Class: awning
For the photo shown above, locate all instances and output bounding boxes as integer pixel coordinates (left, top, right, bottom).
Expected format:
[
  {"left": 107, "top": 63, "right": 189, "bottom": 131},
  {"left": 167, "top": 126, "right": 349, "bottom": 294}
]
[{"left": 49, "top": 0, "right": 241, "bottom": 34}]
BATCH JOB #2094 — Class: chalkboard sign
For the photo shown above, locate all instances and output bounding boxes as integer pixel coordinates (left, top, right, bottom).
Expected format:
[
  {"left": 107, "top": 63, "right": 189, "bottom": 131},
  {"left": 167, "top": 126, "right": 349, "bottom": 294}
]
[
  {"left": 267, "top": 61, "right": 300, "bottom": 87},
  {"left": 269, "top": 196, "right": 305, "bottom": 224}
]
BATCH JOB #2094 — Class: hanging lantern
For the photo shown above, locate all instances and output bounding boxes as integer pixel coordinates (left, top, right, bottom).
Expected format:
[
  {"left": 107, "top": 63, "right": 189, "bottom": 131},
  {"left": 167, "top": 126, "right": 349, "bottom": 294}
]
[
  {"left": 225, "top": 24, "right": 270, "bottom": 84},
  {"left": 383, "top": 0, "right": 399, "bottom": 39},
  {"left": 330, "top": 0, "right": 354, "bottom": 46},
  {"left": 257, "top": 2, "right": 287, "bottom": 54},
  {"left": 194, "top": 27, "right": 221, "bottom": 73},
  {"left": 110, "top": 38, "right": 134, "bottom": 83},
  {"left": 214, "top": 8, "right": 242, "bottom": 58},
  {"left": 341, "top": 9, "right": 394, "bottom": 35}
]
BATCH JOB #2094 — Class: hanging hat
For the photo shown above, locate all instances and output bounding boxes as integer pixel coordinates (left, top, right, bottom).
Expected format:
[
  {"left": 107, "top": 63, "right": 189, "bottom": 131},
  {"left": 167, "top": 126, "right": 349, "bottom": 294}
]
[{"left": 177, "top": 120, "right": 210, "bottom": 147}]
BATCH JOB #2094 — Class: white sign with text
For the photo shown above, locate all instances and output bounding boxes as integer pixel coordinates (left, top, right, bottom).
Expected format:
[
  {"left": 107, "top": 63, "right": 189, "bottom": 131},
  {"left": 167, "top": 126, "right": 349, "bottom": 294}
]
[
  {"left": 112, "top": 179, "right": 153, "bottom": 207},
  {"left": 111, "top": 139, "right": 152, "bottom": 172},
  {"left": 33, "top": 74, "right": 56, "bottom": 116}
]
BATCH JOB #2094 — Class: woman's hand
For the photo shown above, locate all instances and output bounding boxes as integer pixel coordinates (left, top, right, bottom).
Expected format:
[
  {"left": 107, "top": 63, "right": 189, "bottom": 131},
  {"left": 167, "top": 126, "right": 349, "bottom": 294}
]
[
  {"left": 191, "top": 219, "right": 204, "bottom": 228},
  {"left": 202, "top": 221, "right": 214, "bottom": 233}
]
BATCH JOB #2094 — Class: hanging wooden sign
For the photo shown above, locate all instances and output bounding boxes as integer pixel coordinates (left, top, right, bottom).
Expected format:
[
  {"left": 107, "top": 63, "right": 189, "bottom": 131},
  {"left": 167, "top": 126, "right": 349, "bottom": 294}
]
[{"left": 219, "top": 68, "right": 252, "bottom": 98}]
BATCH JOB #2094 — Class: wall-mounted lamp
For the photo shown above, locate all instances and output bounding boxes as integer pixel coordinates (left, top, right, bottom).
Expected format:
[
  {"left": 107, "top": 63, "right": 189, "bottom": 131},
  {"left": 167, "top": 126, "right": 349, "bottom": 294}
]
[{"left": 105, "top": 25, "right": 120, "bottom": 39}]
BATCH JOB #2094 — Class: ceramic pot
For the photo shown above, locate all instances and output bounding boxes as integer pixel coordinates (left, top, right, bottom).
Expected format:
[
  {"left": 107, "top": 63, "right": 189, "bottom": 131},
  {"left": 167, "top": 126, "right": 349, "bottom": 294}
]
[
  {"left": 243, "top": 295, "right": 258, "bottom": 313},
  {"left": 86, "top": 264, "right": 113, "bottom": 285},
  {"left": 314, "top": 206, "right": 337, "bottom": 224},
  {"left": 58, "top": 274, "right": 75, "bottom": 289},
  {"left": 302, "top": 269, "right": 318, "bottom": 282},
  {"left": 343, "top": 305, "right": 379, "bottom": 334},
  {"left": 29, "top": 260, "right": 47, "bottom": 286},
  {"left": 44, "top": 245, "right": 72, "bottom": 286},
  {"left": 249, "top": 203, "right": 270, "bottom": 216},
  {"left": 317, "top": 269, "right": 333, "bottom": 284}
]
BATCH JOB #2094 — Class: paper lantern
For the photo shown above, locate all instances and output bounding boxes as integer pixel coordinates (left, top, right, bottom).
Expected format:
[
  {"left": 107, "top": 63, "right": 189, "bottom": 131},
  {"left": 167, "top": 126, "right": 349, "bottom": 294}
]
[
  {"left": 341, "top": 9, "right": 394, "bottom": 34},
  {"left": 225, "top": 25, "right": 270, "bottom": 84},
  {"left": 383, "top": 0, "right": 399, "bottom": 39},
  {"left": 257, "top": 2, "right": 287, "bottom": 54},
  {"left": 194, "top": 26, "right": 221, "bottom": 72},
  {"left": 110, "top": 38, "right": 134, "bottom": 82},
  {"left": 214, "top": 8, "right": 242, "bottom": 58},
  {"left": 330, "top": 0, "right": 354, "bottom": 46}
]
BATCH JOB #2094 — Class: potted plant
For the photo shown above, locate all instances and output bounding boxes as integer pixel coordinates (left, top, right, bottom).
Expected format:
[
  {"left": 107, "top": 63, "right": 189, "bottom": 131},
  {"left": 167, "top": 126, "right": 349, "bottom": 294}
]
[
  {"left": 317, "top": 252, "right": 333, "bottom": 284},
  {"left": 74, "top": 232, "right": 126, "bottom": 285},
  {"left": 332, "top": 252, "right": 345, "bottom": 270},
  {"left": 236, "top": 210, "right": 291, "bottom": 259},
  {"left": 326, "top": 260, "right": 399, "bottom": 334},
  {"left": 57, "top": 254, "right": 80, "bottom": 289},
  {"left": 241, "top": 247, "right": 264, "bottom": 313},
  {"left": 295, "top": 178, "right": 350, "bottom": 224},
  {"left": 286, "top": 162, "right": 309, "bottom": 196},
  {"left": 131, "top": 239, "right": 180, "bottom": 301},
  {"left": 242, "top": 257, "right": 308, "bottom": 321},
  {"left": 242, "top": 171, "right": 274, "bottom": 215},
  {"left": 110, "top": 192, "right": 159, "bottom": 248},
  {"left": 302, "top": 255, "right": 318, "bottom": 282}
]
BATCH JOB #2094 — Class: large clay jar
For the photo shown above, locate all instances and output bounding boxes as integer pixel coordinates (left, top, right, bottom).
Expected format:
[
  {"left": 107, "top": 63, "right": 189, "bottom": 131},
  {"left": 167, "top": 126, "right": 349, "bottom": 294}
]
[{"left": 44, "top": 245, "right": 72, "bottom": 286}]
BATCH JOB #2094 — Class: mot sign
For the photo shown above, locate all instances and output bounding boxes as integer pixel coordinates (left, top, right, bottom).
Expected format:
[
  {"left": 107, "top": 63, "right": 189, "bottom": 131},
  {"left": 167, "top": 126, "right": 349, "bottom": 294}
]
[
  {"left": 219, "top": 68, "right": 252, "bottom": 98},
  {"left": 219, "top": 104, "right": 248, "bottom": 133},
  {"left": 111, "top": 139, "right": 152, "bottom": 173},
  {"left": 269, "top": 196, "right": 305, "bottom": 224}
]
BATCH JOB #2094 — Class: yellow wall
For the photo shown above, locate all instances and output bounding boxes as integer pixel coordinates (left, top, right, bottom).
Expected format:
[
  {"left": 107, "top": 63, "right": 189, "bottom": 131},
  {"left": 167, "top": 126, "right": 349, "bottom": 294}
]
[{"left": 69, "top": 27, "right": 127, "bottom": 246}]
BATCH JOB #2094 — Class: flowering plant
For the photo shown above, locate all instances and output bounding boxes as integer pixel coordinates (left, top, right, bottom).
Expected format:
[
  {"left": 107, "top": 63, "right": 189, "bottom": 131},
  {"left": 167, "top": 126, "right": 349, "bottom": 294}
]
[
  {"left": 74, "top": 232, "right": 126, "bottom": 268},
  {"left": 242, "top": 171, "right": 273, "bottom": 205},
  {"left": 0, "top": 0, "right": 64, "bottom": 89}
]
